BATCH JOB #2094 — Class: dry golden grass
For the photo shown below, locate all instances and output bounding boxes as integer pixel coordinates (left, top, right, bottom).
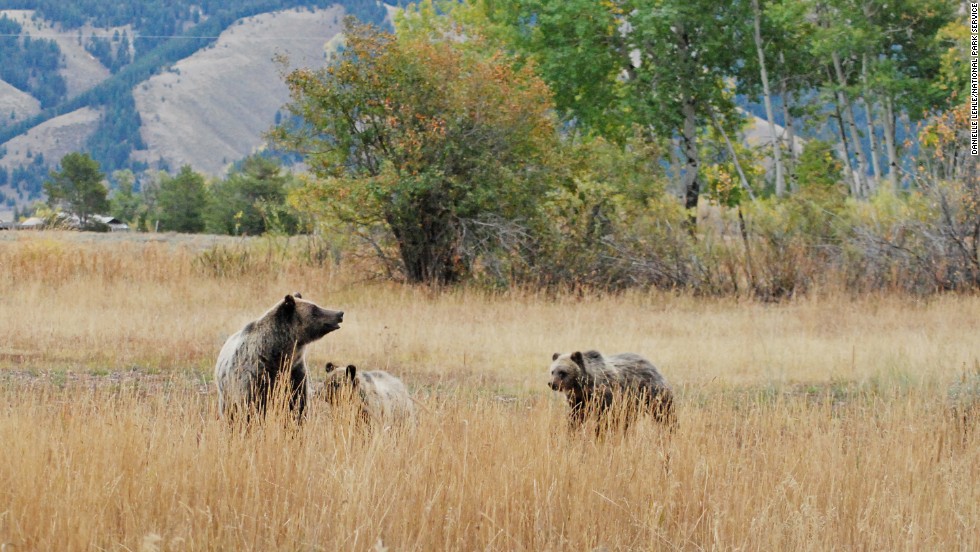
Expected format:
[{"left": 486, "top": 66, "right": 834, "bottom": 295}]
[{"left": 0, "top": 231, "right": 978, "bottom": 550}]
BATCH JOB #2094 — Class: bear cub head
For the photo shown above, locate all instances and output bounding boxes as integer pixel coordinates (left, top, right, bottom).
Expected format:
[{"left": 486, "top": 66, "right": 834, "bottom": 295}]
[
  {"left": 549, "top": 351, "right": 587, "bottom": 393},
  {"left": 278, "top": 293, "right": 344, "bottom": 346},
  {"left": 323, "top": 362, "right": 359, "bottom": 404}
]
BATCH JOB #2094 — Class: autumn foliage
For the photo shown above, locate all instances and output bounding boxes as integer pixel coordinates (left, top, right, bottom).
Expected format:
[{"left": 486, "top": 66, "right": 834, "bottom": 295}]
[{"left": 274, "top": 19, "right": 558, "bottom": 284}]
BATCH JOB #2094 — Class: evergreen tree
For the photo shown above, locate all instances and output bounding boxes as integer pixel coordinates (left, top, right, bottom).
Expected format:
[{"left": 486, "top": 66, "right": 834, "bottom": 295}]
[
  {"left": 205, "top": 155, "right": 296, "bottom": 236},
  {"left": 155, "top": 165, "right": 207, "bottom": 233},
  {"left": 43, "top": 152, "right": 109, "bottom": 226}
]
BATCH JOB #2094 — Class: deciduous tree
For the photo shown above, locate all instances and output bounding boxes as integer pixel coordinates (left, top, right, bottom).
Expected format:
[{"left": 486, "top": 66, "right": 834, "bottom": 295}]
[
  {"left": 109, "top": 169, "right": 145, "bottom": 225},
  {"left": 273, "top": 19, "right": 559, "bottom": 284},
  {"left": 449, "top": 0, "right": 752, "bottom": 223}
]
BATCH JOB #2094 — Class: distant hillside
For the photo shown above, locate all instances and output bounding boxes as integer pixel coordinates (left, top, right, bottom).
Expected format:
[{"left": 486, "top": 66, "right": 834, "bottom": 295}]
[
  {"left": 0, "top": 0, "right": 393, "bottom": 215},
  {"left": 1, "top": 107, "right": 101, "bottom": 168},
  {"left": 0, "top": 79, "right": 40, "bottom": 124},
  {"left": 132, "top": 6, "right": 344, "bottom": 174},
  {"left": 0, "top": 9, "right": 112, "bottom": 98}
]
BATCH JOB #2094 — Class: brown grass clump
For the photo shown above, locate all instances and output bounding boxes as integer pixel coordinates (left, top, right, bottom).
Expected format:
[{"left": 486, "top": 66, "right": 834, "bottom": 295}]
[{"left": 0, "top": 232, "right": 978, "bottom": 550}]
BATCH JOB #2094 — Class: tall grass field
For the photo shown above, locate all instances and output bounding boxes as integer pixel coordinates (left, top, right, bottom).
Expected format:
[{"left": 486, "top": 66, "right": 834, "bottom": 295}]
[{"left": 1, "top": 231, "right": 978, "bottom": 550}]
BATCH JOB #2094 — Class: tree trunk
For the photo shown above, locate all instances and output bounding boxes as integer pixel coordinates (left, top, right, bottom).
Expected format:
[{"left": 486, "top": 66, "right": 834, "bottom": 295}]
[
  {"left": 861, "top": 55, "right": 881, "bottom": 191},
  {"left": 831, "top": 98, "right": 858, "bottom": 196},
  {"left": 883, "top": 95, "right": 899, "bottom": 191},
  {"left": 680, "top": 98, "right": 700, "bottom": 216},
  {"left": 674, "top": 21, "right": 700, "bottom": 227},
  {"left": 388, "top": 191, "right": 464, "bottom": 285},
  {"left": 752, "top": 0, "right": 785, "bottom": 196},
  {"left": 710, "top": 109, "right": 755, "bottom": 200},
  {"left": 864, "top": 97, "right": 882, "bottom": 187},
  {"left": 780, "top": 66, "right": 798, "bottom": 192},
  {"left": 831, "top": 50, "right": 870, "bottom": 198}
]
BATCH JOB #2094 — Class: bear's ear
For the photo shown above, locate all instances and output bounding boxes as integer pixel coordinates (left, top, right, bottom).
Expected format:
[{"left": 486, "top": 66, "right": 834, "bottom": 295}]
[
  {"left": 283, "top": 294, "right": 296, "bottom": 308},
  {"left": 325, "top": 362, "right": 336, "bottom": 373},
  {"left": 552, "top": 352, "right": 561, "bottom": 361},
  {"left": 292, "top": 292, "right": 303, "bottom": 299},
  {"left": 570, "top": 351, "right": 585, "bottom": 369},
  {"left": 345, "top": 364, "right": 357, "bottom": 381}
]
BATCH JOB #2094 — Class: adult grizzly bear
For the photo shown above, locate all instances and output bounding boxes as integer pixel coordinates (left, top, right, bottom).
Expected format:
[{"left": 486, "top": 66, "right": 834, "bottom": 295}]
[
  {"left": 214, "top": 293, "right": 343, "bottom": 423},
  {"left": 322, "top": 362, "right": 415, "bottom": 428},
  {"left": 548, "top": 350, "right": 674, "bottom": 430}
]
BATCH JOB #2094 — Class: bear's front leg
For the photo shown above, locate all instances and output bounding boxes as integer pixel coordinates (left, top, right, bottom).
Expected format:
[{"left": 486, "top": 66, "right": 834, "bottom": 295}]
[{"left": 289, "top": 360, "right": 308, "bottom": 423}]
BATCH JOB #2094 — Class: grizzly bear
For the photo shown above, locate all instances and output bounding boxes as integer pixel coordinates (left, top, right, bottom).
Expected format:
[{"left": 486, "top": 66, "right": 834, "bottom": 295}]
[
  {"left": 321, "top": 362, "right": 415, "bottom": 428},
  {"left": 948, "top": 370, "right": 980, "bottom": 437},
  {"left": 214, "top": 293, "right": 343, "bottom": 423},
  {"left": 548, "top": 350, "right": 674, "bottom": 430}
]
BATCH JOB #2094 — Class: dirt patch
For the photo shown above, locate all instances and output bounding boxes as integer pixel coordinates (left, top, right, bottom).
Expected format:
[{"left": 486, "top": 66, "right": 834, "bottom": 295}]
[{"left": 0, "top": 367, "right": 209, "bottom": 396}]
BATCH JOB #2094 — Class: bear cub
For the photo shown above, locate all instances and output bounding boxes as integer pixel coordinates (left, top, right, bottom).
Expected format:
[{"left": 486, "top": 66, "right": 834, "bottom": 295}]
[
  {"left": 549, "top": 350, "right": 674, "bottom": 430},
  {"left": 322, "top": 362, "right": 415, "bottom": 428}
]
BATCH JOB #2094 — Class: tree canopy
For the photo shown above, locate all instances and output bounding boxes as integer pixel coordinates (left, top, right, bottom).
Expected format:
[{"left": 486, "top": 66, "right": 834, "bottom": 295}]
[
  {"left": 274, "top": 18, "right": 561, "bottom": 284},
  {"left": 43, "top": 152, "right": 109, "bottom": 226},
  {"left": 205, "top": 155, "right": 298, "bottom": 235},
  {"left": 155, "top": 165, "right": 207, "bottom": 233}
]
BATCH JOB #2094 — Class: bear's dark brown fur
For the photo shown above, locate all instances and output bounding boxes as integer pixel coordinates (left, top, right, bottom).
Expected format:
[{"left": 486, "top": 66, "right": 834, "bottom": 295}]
[
  {"left": 549, "top": 350, "right": 674, "bottom": 430},
  {"left": 214, "top": 293, "right": 343, "bottom": 422}
]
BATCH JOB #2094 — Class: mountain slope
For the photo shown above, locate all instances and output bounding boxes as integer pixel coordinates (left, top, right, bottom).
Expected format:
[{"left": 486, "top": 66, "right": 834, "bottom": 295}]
[
  {"left": 1, "top": 107, "right": 101, "bottom": 167},
  {"left": 0, "top": 9, "right": 113, "bottom": 98},
  {"left": 132, "top": 6, "right": 343, "bottom": 174},
  {"left": 0, "top": 107, "right": 102, "bottom": 206},
  {"left": 0, "top": 79, "right": 41, "bottom": 124},
  {"left": 0, "top": 0, "right": 391, "bottom": 216}
]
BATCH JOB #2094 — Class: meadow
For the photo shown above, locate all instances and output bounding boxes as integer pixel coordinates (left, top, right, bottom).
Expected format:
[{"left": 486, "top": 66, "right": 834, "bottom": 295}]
[{"left": 0, "top": 231, "right": 978, "bottom": 550}]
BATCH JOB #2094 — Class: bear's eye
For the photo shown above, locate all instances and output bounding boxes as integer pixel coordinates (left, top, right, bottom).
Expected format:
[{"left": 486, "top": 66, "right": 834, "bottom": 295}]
[{"left": 556, "top": 370, "right": 567, "bottom": 378}]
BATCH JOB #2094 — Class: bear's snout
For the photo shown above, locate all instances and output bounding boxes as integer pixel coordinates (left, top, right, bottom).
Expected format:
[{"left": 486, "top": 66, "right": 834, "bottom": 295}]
[
  {"left": 323, "top": 310, "right": 343, "bottom": 325},
  {"left": 317, "top": 309, "right": 344, "bottom": 336}
]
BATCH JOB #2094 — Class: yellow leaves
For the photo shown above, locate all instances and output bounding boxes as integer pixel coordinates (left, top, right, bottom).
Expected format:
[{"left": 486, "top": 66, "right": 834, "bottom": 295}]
[
  {"left": 275, "top": 17, "right": 562, "bottom": 235},
  {"left": 704, "top": 164, "right": 743, "bottom": 208},
  {"left": 600, "top": 0, "right": 625, "bottom": 16},
  {"left": 918, "top": 103, "right": 969, "bottom": 160}
]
